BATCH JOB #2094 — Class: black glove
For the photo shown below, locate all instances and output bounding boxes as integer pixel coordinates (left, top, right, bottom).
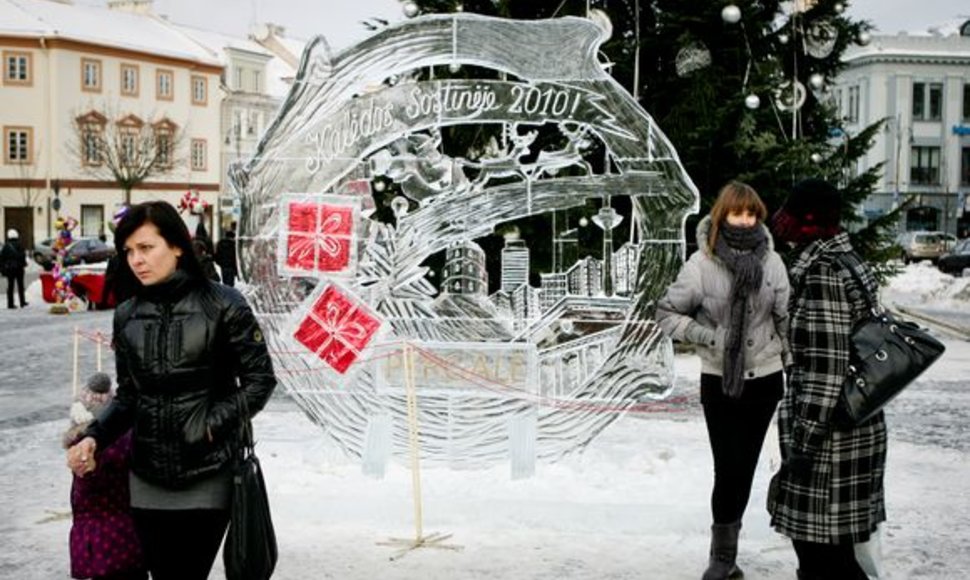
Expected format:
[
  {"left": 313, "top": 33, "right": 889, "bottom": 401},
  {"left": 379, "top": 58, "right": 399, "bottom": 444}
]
[
  {"left": 784, "top": 451, "right": 814, "bottom": 484},
  {"left": 205, "top": 401, "right": 238, "bottom": 443}
]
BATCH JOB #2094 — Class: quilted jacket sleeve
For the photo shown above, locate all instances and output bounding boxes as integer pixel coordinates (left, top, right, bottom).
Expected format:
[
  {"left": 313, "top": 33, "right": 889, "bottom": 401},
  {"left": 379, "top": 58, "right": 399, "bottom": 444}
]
[
  {"left": 205, "top": 288, "right": 277, "bottom": 438},
  {"left": 83, "top": 304, "right": 138, "bottom": 449},
  {"left": 655, "top": 253, "right": 718, "bottom": 348}
]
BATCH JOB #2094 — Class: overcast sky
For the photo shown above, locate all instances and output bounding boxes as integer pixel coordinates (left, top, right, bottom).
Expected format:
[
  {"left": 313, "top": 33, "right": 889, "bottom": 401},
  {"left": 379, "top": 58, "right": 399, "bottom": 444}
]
[{"left": 77, "top": 0, "right": 968, "bottom": 47}]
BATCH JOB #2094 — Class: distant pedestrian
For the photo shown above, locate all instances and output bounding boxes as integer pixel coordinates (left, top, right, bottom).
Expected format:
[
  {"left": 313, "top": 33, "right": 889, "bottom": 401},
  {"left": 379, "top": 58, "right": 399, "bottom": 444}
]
[
  {"left": 192, "top": 238, "right": 220, "bottom": 282},
  {"left": 1, "top": 228, "right": 28, "bottom": 309},
  {"left": 194, "top": 221, "right": 214, "bottom": 255},
  {"left": 767, "top": 178, "right": 885, "bottom": 580},
  {"left": 63, "top": 372, "right": 146, "bottom": 580},
  {"left": 215, "top": 229, "right": 238, "bottom": 287},
  {"left": 656, "top": 181, "right": 791, "bottom": 580}
]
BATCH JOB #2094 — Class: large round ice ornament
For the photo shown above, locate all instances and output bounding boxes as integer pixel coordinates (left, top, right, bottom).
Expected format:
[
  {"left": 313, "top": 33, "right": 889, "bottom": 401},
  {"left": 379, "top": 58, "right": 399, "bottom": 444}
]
[
  {"left": 745, "top": 94, "right": 761, "bottom": 110},
  {"left": 857, "top": 31, "right": 872, "bottom": 46},
  {"left": 721, "top": 4, "right": 742, "bottom": 24},
  {"left": 402, "top": 1, "right": 419, "bottom": 18},
  {"left": 809, "top": 73, "right": 825, "bottom": 90}
]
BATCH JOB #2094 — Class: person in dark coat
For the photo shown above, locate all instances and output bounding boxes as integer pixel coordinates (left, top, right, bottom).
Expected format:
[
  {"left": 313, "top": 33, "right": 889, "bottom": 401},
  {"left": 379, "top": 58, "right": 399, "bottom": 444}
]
[
  {"left": 767, "top": 179, "right": 886, "bottom": 580},
  {"left": 215, "top": 229, "right": 238, "bottom": 287},
  {"left": 63, "top": 372, "right": 146, "bottom": 580},
  {"left": 656, "top": 182, "right": 791, "bottom": 580},
  {"left": 1, "top": 228, "right": 28, "bottom": 309},
  {"left": 192, "top": 238, "right": 220, "bottom": 282},
  {"left": 67, "top": 201, "right": 277, "bottom": 579}
]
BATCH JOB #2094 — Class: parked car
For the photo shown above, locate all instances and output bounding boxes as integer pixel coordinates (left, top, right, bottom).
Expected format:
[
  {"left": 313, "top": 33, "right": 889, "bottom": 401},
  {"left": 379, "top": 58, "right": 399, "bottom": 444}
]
[
  {"left": 938, "top": 238, "right": 970, "bottom": 276},
  {"left": 895, "top": 231, "right": 945, "bottom": 263},
  {"left": 31, "top": 238, "right": 56, "bottom": 270},
  {"left": 936, "top": 232, "right": 958, "bottom": 253},
  {"left": 33, "top": 237, "right": 115, "bottom": 269}
]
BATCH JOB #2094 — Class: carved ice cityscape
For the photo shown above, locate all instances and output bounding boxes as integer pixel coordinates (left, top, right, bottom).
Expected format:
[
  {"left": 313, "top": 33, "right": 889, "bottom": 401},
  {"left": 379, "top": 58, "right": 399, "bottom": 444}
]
[{"left": 228, "top": 13, "right": 699, "bottom": 470}]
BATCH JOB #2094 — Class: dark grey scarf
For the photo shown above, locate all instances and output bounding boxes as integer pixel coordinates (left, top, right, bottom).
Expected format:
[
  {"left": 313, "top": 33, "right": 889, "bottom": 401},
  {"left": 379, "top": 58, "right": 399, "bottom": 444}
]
[{"left": 714, "top": 223, "right": 767, "bottom": 398}]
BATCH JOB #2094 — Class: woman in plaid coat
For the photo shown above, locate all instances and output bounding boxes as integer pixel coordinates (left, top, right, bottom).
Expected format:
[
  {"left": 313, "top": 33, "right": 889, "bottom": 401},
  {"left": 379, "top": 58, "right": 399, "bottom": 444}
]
[{"left": 768, "top": 179, "right": 886, "bottom": 580}]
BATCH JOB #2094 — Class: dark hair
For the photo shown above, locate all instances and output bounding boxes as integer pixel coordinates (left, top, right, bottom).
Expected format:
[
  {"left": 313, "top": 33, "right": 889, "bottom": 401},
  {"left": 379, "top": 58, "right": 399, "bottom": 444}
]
[
  {"left": 707, "top": 181, "right": 767, "bottom": 253},
  {"left": 113, "top": 201, "right": 208, "bottom": 292}
]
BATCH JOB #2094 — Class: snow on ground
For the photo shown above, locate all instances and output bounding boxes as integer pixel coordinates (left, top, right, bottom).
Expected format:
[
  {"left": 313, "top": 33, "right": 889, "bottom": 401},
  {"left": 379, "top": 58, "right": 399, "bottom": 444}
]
[{"left": 0, "top": 264, "right": 968, "bottom": 579}]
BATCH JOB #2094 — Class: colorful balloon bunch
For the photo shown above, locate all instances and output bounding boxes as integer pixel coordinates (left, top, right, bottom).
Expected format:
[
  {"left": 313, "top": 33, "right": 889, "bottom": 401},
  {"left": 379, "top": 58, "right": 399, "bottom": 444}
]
[
  {"left": 178, "top": 190, "right": 210, "bottom": 215},
  {"left": 51, "top": 216, "right": 79, "bottom": 306}
]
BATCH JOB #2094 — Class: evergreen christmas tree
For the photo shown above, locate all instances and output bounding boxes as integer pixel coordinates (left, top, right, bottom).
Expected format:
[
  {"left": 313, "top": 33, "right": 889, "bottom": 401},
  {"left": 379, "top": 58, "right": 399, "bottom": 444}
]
[{"left": 402, "top": 0, "right": 900, "bottom": 270}]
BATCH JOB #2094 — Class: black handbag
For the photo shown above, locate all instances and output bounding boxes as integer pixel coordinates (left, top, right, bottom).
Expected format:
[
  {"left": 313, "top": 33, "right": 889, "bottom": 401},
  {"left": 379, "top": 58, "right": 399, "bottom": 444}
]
[
  {"left": 835, "top": 259, "right": 945, "bottom": 427},
  {"left": 223, "top": 397, "right": 278, "bottom": 580}
]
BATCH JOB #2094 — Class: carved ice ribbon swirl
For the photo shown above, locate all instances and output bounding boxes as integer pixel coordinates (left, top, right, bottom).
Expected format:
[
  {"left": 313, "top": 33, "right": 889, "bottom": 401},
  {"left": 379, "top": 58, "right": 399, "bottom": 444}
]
[
  {"left": 316, "top": 213, "right": 345, "bottom": 258},
  {"left": 316, "top": 300, "right": 367, "bottom": 352}
]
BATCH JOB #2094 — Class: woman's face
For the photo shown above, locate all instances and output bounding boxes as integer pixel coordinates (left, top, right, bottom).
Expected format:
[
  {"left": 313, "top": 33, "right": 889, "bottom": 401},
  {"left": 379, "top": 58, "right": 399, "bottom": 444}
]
[
  {"left": 725, "top": 208, "right": 758, "bottom": 228},
  {"left": 123, "top": 223, "right": 182, "bottom": 286}
]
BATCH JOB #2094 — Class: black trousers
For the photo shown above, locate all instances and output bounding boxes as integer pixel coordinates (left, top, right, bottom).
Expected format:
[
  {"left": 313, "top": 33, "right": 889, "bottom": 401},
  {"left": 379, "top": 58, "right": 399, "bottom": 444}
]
[
  {"left": 701, "top": 371, "right": 783, "bottom": 524},
  {"left": 5, "top": 271, "right": 25, "bottom": 308},
  {"left": 792, "top": 539, "right": 869, "bottom": 579},
  {"left": 131, "top": 508, "right": 229, "bottom": 580},
  {"left": 222, "top": 269, "right": 236, "bottom": 287}
]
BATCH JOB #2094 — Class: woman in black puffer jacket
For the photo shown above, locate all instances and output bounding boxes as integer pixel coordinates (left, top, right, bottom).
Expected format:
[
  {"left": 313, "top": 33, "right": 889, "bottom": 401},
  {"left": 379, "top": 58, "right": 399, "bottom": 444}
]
[{"left": 67, "top": 201, "right": 277, "bottom": 579}]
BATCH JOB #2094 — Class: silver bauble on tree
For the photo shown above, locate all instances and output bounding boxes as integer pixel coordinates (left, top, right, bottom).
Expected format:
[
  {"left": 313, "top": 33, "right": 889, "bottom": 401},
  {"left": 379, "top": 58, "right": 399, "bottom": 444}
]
[
  {"left": 745, "top": 94, "right": 761, "bottom": 110},
  {"left": 857, "top": 31, "right": 872, "bottom": 46},
  {"left": 810, "top": 153, "right": 824, "bottom": 164},
  {"left": 805, "top": 21, "right": 838, "bottom": 59},
  {"left": 721, "top": 5, "right": 742, "bottom": 24},
  {"left": 402, "top": 1, "right": 419, "bottom": 18},
  {"left": 809, "top": 73, "right": 825, "bottom": 90}
]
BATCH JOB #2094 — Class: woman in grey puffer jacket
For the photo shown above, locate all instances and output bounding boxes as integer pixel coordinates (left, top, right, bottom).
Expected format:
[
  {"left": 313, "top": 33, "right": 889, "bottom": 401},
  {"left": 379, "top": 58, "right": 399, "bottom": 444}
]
[{"left": 656, "top": 182, "right": 791, "bottom": 580}]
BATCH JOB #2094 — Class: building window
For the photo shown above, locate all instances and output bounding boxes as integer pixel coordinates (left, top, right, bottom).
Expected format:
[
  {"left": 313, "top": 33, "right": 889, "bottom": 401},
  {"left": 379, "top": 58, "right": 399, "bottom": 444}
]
[
  {"left": 191, "top": 139, "right": 207, "bottom": 171},
  {"left": 3, "top": 51, "right": 32, "bottom": 86},
  {"left": 80, "top": 205, "right": 104, "bottom": 238},
  {"left": 964, "top": 84, "right": 970, "bottom": 121},
  {"left": 912, "top": 82, "right": 943, "bottom": 121},
  {"left": 116, "top": 115, "right": 144, "bottom": 167},
  {"left": 4, "top": 126, "right": 32, "bottom": 164},
  {"left": 191, "top": 75, "right": 207, "bottom": 105},
  {"left": 121, "top": 64, "right": 139, "bottom": 96},
  {"left": 847, "top": 86, "right": 860, "bottom": 123},
  {"left": 153, "top": 120, "right": 176, "bottom": 168},
  {"left": 76, "top": 111, "right": 107, "bottom": 166},
  {"left": 83, "top": 129, "right": 102, "bottom": 166},
  {"left": 910, "top": 146, "right": 941, "bottom": 185},
  {"left": 962, "top": 147, "right": 970, "bottom": 186},
  {"left": 234, "top": 67, "right": 243, "bottom": 90},
  {"left": 252, "top": 70, "right": 261, "bottom": 93},
  {"left": 156, "top": 69, "right": 173, "bottom": 100},
  {"left": 81, "top": 58, "right": 101, "bottom": 92}
]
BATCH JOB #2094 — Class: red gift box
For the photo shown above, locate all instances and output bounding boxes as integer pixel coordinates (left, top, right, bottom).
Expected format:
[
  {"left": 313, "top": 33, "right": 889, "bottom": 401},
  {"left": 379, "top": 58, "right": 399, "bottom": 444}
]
[
  {"left": 294, "top": 285, "right": 381, "bottom": 374},
  {"left": 284, "top": 200, "right": 355, "bottom": 273}
]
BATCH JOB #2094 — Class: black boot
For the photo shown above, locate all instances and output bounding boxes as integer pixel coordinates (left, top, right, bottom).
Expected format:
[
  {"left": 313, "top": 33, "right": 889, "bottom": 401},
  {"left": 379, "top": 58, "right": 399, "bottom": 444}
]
[{"left": 702, "top": 522, "right": 743, "bottom": 580}]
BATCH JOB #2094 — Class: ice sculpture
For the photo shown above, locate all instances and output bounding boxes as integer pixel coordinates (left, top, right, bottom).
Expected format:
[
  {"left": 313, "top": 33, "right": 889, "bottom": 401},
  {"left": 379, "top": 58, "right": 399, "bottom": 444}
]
[{"left": 228, "top": 14, "right": 699, "bottom": 468}]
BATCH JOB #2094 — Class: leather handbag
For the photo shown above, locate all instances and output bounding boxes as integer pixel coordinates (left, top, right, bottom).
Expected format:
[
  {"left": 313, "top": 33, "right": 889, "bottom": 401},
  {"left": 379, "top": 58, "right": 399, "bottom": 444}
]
[
  {"left": 836, "top": 259, "right": 945, "bottom": 427},
  {"left": 223, "top": 396, "right": 278, "bottom": 580}
]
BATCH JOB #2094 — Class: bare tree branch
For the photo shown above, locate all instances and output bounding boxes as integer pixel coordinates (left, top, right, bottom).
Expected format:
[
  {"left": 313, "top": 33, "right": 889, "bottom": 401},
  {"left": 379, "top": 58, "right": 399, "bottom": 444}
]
[{"left": 67, "top": 105, "right": 186, "bottom": 205}]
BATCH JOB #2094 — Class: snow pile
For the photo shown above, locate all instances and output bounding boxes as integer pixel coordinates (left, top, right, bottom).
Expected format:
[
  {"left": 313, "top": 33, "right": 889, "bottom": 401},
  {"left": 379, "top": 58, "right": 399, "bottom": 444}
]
[{"left": 881, "top": 261, "right": 970, "bottom": 310}]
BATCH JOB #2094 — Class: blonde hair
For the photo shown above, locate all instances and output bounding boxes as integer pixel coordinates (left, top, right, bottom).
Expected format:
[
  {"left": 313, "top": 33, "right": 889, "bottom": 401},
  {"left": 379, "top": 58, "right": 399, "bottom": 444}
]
[{"left": 707, "top": 181, "right": 767, "bottom": 253}]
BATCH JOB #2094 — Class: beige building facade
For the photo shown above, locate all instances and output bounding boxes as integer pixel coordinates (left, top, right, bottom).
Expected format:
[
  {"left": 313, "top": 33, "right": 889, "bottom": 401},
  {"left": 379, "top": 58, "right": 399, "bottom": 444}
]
[{"left": 0, "top": 0, "right": 224, "bottom": 249}]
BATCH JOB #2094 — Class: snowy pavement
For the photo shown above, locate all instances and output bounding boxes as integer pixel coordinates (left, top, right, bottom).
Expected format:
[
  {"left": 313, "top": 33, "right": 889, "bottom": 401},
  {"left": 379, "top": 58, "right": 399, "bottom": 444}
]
[{"left": 1, "top": 266, "right": 968, "bottom": 579}]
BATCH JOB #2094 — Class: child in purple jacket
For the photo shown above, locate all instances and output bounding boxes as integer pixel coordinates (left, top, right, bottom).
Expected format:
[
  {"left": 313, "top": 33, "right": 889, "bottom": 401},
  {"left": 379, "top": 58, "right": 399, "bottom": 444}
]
[{"left": 63, "top": 373, "right": 146, "bottom": 580}]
